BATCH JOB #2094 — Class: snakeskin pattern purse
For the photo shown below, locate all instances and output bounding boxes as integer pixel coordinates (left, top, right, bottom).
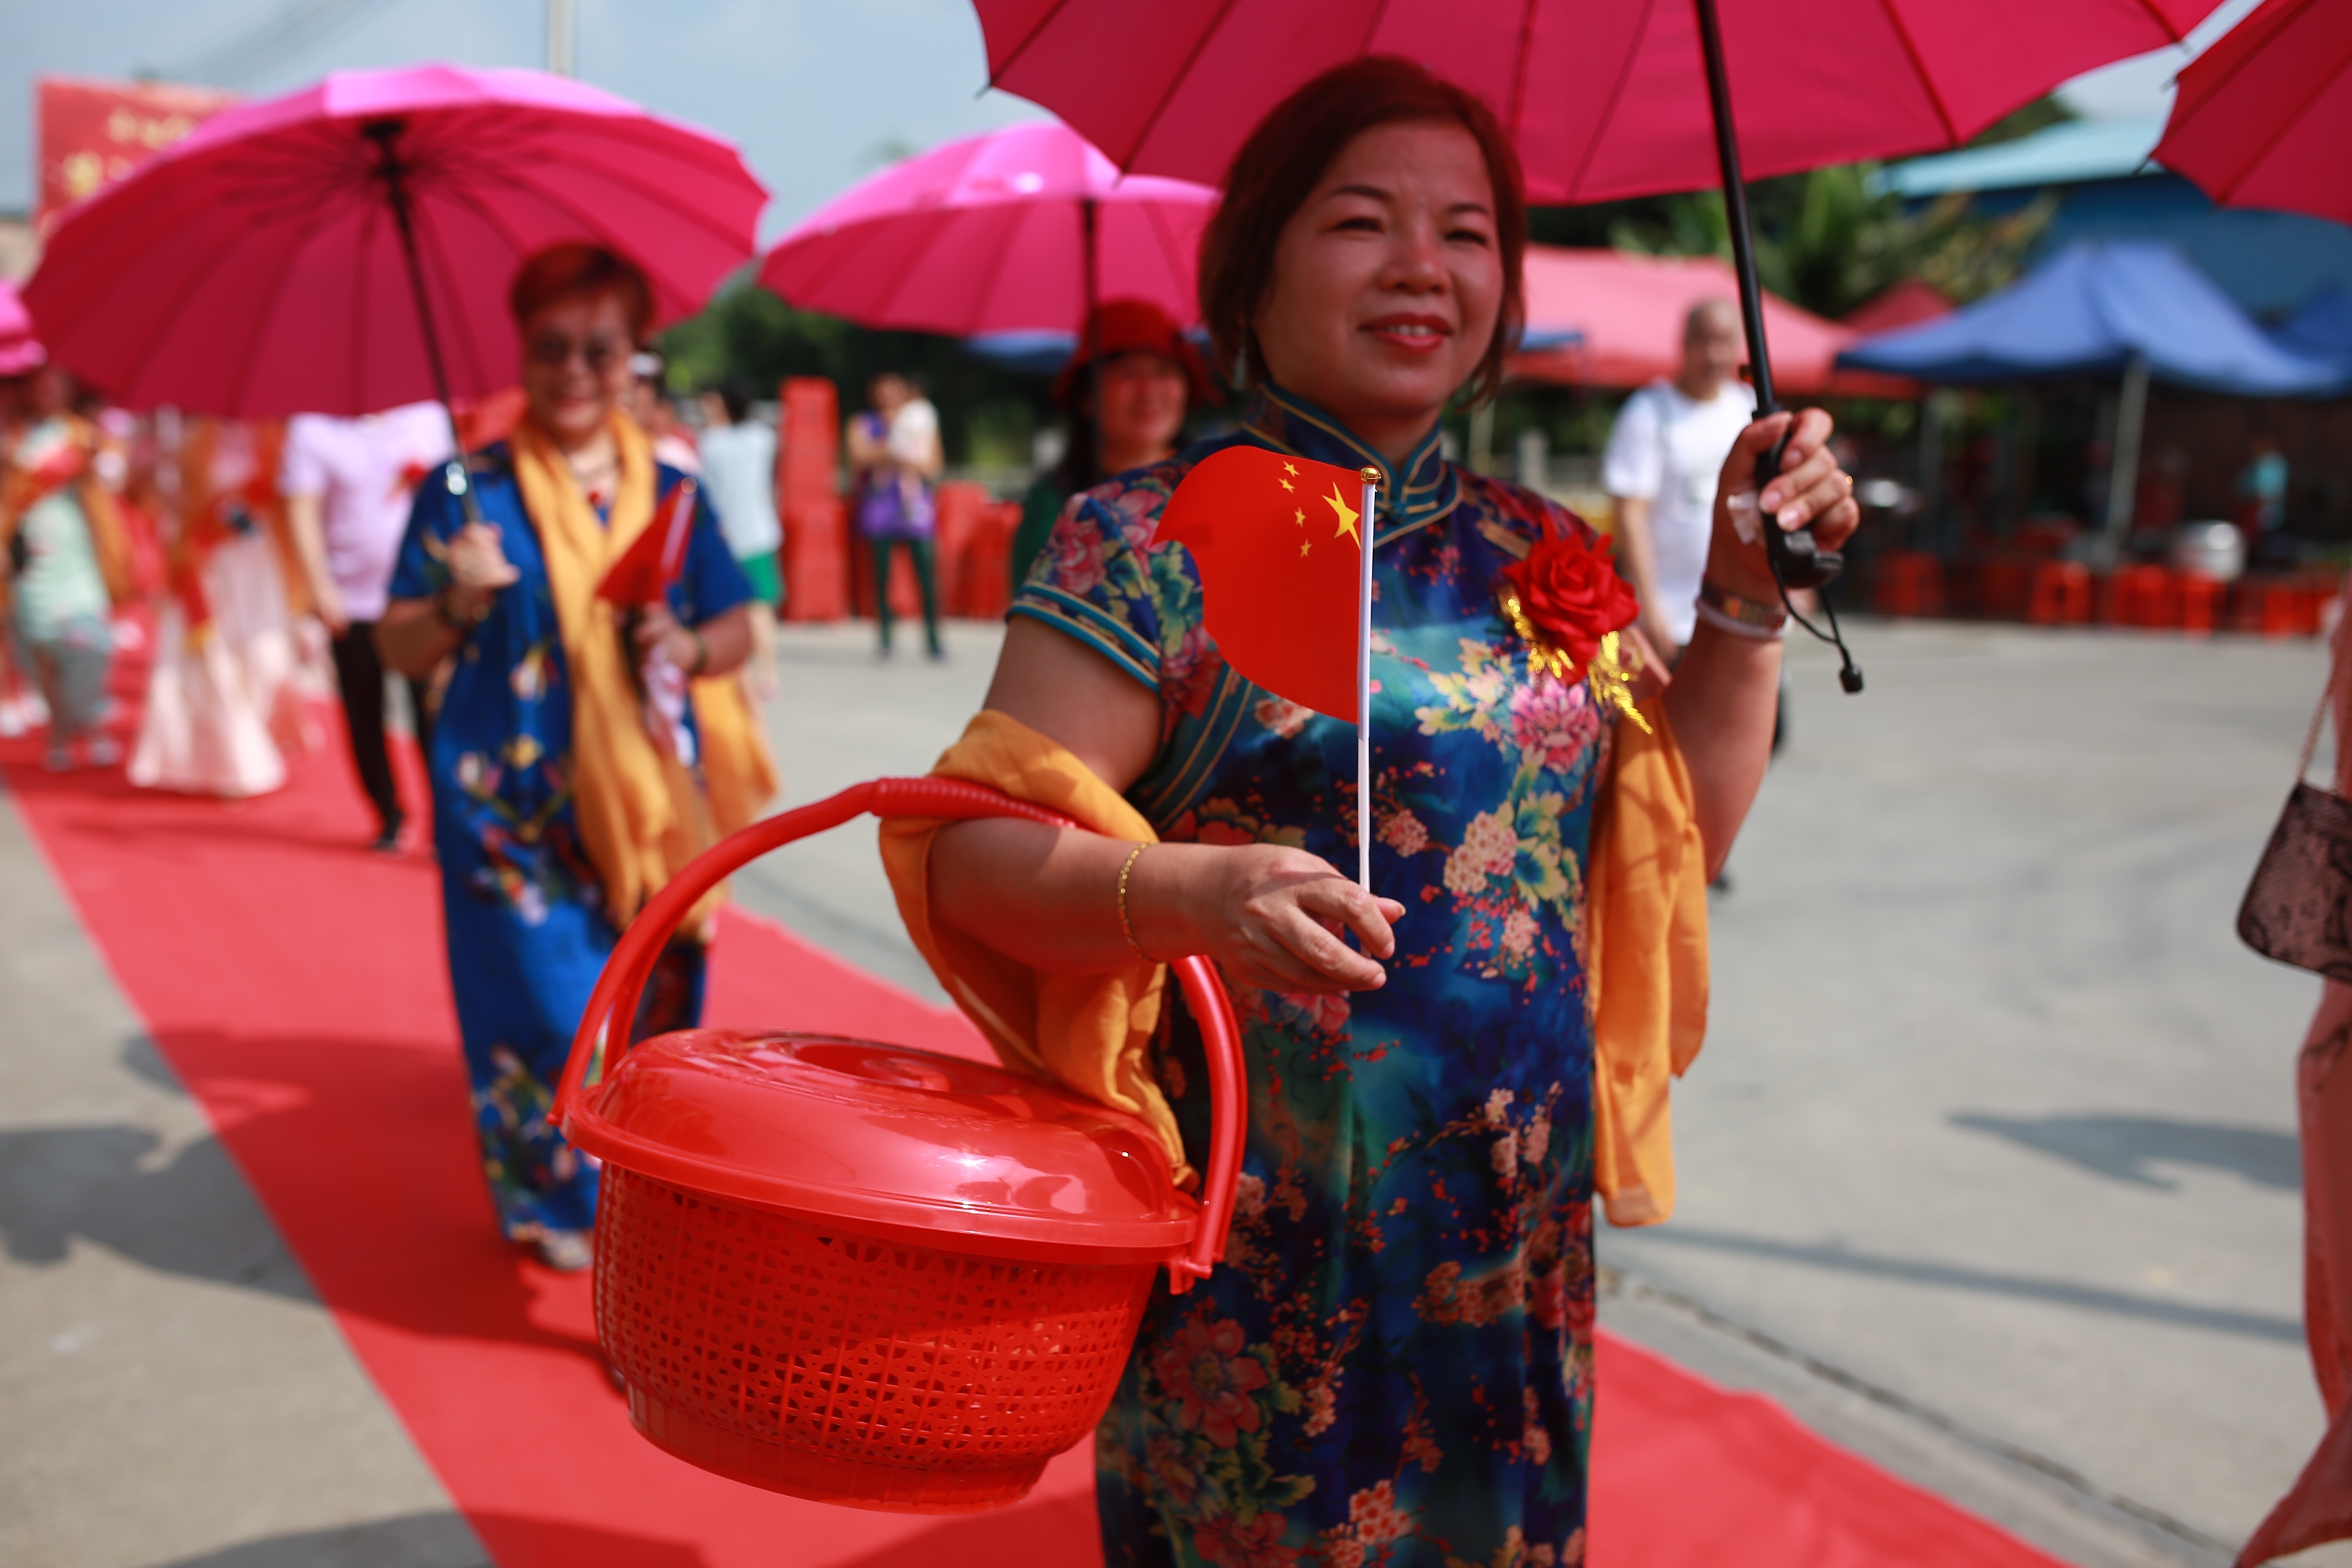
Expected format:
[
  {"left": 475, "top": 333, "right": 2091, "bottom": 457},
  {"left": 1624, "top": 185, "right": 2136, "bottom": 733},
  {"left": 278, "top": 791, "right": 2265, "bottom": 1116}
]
[{"left": 2239, "top": 675, "right": 2352, "bottom": 982}]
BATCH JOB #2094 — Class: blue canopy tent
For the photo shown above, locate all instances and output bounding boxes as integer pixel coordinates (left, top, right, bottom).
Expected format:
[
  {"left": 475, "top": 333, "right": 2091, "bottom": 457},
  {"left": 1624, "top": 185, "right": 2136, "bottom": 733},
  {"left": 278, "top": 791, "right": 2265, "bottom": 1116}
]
[
  {"left": 2274, "top": 289, "right": 2352, "bottom": 371},
  {"left": 1838, "top": 241, "right": 2345, "bottom": 543}
]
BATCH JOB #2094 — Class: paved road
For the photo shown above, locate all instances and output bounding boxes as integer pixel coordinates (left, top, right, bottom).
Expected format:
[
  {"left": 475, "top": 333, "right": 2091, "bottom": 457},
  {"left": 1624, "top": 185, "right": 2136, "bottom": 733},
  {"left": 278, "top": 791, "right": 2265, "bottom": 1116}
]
[{"left": 3, "top": 615, "right": 2344, "bottom": 1566}]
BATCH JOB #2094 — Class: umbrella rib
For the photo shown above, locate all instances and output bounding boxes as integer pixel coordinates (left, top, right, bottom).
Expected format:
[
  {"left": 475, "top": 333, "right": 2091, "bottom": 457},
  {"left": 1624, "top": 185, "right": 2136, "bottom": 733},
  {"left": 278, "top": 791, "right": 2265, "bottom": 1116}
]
[
  {"left": 1121, "top": 0, "right": 1252, "bottom": 174},
  {"left": 966, "top": 205, "right": 1037, "bottom": 332},
  {"left": 2203, "top": 4, "right": 2335, "bottom": 201},
  {"left": 1878, "top": 1, "right": 1961, "bottom": 145},
  {"left": 221, "top": 187, "right": 349, "bottom": 416},
  {"left": 110, "top": 187, "right": 293, "bottom": 410},
  {"left": 405, "top": 194, "right": 495, "bottom": 396},
  {"left": 1566, "top": 0, "right": 1662, "bottom": 200},
  {"left": 1506, "top": 0, "right": 1544, "bottom": 139},
  {"left": 349, "top": 196, "right": 379, "bottom": 415},
  {"left": 987, "top": 0, "right": 1082, "bottom": 84}
]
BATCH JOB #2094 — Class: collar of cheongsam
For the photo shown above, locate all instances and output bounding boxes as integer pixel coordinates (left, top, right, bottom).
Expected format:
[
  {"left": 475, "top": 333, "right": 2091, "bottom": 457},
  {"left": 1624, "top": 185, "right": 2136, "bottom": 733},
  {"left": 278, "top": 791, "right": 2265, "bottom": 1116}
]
[{"left": 1239, "top": 383, "right": 1461, "bottom": 546}]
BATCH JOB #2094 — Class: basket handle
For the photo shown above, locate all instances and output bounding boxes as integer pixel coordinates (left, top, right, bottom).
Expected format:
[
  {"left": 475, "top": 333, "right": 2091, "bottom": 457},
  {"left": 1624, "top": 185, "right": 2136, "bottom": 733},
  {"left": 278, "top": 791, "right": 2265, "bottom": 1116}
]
[{"left": 552, "top": 775, "right": 1245, "bottom": 1294}]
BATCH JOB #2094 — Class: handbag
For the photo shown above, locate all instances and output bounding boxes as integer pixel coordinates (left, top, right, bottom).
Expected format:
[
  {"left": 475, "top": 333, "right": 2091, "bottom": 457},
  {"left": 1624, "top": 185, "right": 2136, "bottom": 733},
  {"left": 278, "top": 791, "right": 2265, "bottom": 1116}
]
[{"left": 2238, "top": 670, "right": 2352, "bottom": 981}]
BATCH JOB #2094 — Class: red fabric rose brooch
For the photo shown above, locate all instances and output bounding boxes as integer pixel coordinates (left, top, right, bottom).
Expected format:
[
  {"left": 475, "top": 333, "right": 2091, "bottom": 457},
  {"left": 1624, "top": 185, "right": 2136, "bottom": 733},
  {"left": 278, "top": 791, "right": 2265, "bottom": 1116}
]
[{"left": 1497, "top": 531, "right": 1650, "bottom": 733}]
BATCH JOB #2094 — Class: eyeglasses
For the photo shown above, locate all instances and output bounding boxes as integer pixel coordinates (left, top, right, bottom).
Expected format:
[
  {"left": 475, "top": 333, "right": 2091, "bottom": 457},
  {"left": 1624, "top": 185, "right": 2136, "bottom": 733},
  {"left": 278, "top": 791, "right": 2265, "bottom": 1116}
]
[{"left": 526, "top": 333, "right": 630, "bottom": 372}]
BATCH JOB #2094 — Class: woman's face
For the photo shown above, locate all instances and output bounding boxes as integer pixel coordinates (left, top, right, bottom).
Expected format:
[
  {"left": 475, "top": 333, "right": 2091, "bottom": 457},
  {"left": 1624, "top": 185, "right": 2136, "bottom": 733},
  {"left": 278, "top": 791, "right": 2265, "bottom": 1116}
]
[
  {"left": 1251, "top": 120, "right": 1502, "bottom": 451},
  {"left": 519, "top": 290, "right": 634, "bottom": 446},
  {"left": 1092, "top": 351, "right": 1189, "bottom": 460}
]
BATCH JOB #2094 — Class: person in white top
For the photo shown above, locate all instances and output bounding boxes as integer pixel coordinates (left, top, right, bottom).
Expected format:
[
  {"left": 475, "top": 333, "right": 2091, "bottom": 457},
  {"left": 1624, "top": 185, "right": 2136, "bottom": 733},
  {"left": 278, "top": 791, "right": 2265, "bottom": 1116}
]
[
  {"left": 281, "top": 401, "right": 452, "bottom": 851},
  {"left": 1602, "top": 298, "right": 1755, "bottom": 664},
  {"left": 696, "top": 382, "right": 782, "bottom": 699}
]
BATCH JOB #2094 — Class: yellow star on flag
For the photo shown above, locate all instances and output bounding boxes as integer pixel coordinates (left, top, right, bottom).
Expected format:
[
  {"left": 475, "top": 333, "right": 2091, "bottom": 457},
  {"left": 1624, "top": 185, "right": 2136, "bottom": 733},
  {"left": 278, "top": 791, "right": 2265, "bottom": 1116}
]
[
  {"left": 1283, "top": 461, "right": 1299, "bottom": 477},
  {"left": 1293, "top": 507, "right": 1305, "bottom": 527},
  {"left": 1322, "top": 482, "right": 1360, "bottom": 542},
  {"left": 1278, "top": 476, "right": 1294, "bottom": 492}
]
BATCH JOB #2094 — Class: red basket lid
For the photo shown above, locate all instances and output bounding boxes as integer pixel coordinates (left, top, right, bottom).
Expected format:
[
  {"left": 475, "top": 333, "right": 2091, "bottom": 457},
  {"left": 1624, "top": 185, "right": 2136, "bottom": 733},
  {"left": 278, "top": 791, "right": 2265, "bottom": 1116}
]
[{"left": 565, "top": 1030, "right": 1198, "bottom": 1263}]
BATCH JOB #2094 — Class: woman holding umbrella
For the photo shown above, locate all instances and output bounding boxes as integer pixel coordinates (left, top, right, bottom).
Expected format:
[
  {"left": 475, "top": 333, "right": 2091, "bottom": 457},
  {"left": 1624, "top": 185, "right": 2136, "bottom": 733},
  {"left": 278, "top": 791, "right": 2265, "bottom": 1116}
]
[
  {"left": 906, "top": 59, "right": 1858, "bottom": 1562},
  {"left": 378, "top": 243, "right": 757, "bottom": 1271}
]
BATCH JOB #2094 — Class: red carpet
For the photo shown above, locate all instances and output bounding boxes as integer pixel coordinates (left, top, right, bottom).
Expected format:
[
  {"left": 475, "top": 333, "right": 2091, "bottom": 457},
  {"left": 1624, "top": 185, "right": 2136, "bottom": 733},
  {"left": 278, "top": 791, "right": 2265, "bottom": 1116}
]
[{"left": 1, "top": 702, "right": 2067, "bottom": 1567}]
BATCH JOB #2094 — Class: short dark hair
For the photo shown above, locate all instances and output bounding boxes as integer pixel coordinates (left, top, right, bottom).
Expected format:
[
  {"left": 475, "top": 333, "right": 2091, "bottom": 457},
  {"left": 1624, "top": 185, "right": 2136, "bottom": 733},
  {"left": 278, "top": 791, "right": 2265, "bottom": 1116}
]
[
  {"left": 1197, "top": 56, "right": 1528, "bottom": 404},
  {"left": 716, "top": 380, "right": 754, "bottom": 424},
  {"left": 508, "top": 243, "right": 655, "bottom": 342}
]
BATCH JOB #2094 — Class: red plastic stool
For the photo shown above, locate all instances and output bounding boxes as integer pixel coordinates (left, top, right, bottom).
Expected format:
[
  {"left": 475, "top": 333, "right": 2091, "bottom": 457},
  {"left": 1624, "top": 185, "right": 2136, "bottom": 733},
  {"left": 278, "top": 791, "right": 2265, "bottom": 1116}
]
[
  {"left": 2176, "top": 573, "right": 2224, "bottom": 636},
  {"left": 1873, "top": 551, "right": 1944, "bottom": 617},
  {"left": 1976, "top": 558, "right": 2031, "bottom": 621},
  {"left": 2027, "top": 561, "right": 2091, "bottom": 626},
  {"left": 2109, "top": 564, "right": 2177, "bottom": 629}
]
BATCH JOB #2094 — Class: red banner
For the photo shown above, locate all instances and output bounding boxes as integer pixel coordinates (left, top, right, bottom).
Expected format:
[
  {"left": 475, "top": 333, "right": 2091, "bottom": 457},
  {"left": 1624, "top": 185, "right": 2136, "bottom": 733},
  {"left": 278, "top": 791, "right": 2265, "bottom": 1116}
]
[{"left": 37, "top": 76, "right": 241, "bottom": 232}]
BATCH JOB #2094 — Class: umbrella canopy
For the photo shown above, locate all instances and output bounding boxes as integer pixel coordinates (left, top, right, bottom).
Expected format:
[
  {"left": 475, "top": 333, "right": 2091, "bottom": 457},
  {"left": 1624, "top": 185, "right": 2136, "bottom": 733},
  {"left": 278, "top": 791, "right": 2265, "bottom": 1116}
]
[
  {"left": 2274, "top": 287, "right": 2352, "bottom": 368},
  {"left": 1505, "top": 247, "right": 1907, "bottom": 396},
  {"left": 976, "top": 0, "right": 2222, "bottom": 204},
  {"left": 24, "top": 64, "right": 766, "bottom": 416},
  {"left": 1838, "top": 240, "right": 2345, "bottom": 396},
  {"left": 0, "top": 280, "right": 42, "bottom": 377},
  {"left": 2155, "top": 0, "right": 2352, "bottom": 226},
  {"left": 759, "top": 122, "right": 1217, "bottom": 338}
]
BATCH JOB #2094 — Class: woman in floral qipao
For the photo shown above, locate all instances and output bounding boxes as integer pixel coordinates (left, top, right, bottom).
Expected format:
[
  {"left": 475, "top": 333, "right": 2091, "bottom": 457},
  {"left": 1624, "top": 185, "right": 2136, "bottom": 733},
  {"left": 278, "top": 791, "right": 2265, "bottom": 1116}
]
[
  {"left": 379, "top": 245, "right": 757, "bottom": 1271},
  {"left": 925, "top": 60, "right": 1862, "bottom": 1568}
]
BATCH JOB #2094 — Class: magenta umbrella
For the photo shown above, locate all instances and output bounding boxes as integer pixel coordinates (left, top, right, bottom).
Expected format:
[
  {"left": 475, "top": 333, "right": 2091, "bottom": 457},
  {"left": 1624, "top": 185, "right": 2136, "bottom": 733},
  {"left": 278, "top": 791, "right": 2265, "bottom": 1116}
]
[
  {"left": 0, "top": 281, "right": 42, "bottom": 377},
  {"left": 2155, "top": 0, "right": 2352, "bottom": 226},
  {"left": 24, "top": 64, "right": 765, "bottom": 426},
  {"left": 759, "top": 121, "right": 1217, "bottom": 338},
  {"left": 979, "top": 0, "right": 2221, "bottom": 617}
]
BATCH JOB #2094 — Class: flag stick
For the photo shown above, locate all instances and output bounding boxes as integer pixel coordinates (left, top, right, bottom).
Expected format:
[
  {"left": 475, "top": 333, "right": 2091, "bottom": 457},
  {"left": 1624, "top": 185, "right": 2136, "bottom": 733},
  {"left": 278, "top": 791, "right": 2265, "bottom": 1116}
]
[{"left": 1357, "top": 466, "right": 1380, "bottom": 893}]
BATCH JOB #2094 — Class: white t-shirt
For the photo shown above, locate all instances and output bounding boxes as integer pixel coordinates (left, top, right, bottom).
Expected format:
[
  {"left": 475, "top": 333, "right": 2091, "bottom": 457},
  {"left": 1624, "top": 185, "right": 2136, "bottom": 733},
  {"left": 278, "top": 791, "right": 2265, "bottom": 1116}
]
[
  {"left": 886, "top": 398, "right": 939, "bottom": 467},
  {"left": 279, "top": 403, "right": 453, "bottom": 622},
  {"left": 698, "top": 421, "right": 781, "bottom": 559},
  {"left": 1601, "top": 379, "right": 1755, "bottom": 643}
]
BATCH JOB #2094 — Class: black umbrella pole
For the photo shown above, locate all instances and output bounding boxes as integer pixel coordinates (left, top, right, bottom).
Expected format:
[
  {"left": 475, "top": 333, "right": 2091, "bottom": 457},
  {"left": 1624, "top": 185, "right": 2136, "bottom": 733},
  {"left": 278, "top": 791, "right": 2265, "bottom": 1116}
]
[
  {"left": 1692, "top": 0, "right": 1838, "bottom": 594},
  {"left": 369, "top": 120, "right": 485, "bottom": 526}
]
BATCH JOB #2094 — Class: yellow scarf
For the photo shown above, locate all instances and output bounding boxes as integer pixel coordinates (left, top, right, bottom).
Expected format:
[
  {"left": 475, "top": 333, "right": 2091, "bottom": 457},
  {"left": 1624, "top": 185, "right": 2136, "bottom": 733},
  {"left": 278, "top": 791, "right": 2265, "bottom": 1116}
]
[{"left": 512, "top": 412, "right": 733, "bottom": 929}]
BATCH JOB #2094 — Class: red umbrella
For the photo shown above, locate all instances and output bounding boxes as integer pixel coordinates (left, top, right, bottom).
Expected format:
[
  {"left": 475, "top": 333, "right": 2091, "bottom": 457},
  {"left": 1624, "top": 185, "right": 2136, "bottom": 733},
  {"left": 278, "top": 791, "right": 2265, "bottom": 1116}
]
[
  {"left": 24, "top": 64, "right": 765, "bottom": 423},
  {"left": 978, "top": 0, "right": 2222, "bottom": 608},
  {"left": 760, "top": 121, "right": 1216, "bottom": 338},
  {"left": 2154, "top": 0, "right": 2352, "bottom": 225}
]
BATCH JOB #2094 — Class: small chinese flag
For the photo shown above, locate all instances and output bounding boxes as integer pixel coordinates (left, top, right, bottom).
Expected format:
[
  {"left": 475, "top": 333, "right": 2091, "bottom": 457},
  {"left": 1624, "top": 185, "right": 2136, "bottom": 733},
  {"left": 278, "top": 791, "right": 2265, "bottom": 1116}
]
[
  {"left": 597, "top": 478, "right": 698, "bottom": 606},
  {"left": 1156, "top": 447, "right": 1368, "bottom": 722}
]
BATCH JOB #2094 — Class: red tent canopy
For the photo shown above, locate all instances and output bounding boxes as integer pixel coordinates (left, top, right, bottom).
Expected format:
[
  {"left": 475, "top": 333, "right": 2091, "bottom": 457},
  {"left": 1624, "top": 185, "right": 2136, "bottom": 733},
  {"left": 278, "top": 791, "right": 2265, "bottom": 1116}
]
[
  {"left": 1508, "top": 247, "right": 1918, "bottom": 398},
  {"left": 1842, "top": 278, "right": 1955, "bottom": 335}
]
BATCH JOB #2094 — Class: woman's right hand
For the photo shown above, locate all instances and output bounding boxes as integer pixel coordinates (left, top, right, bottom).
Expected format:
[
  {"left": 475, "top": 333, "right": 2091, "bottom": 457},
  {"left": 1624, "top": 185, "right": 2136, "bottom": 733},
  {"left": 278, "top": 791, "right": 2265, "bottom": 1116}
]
[
  {"left": 1137, "top": 842, "right": 1404, "bottom": 994},
  {"left": 445, "top": 521, "right": 520, "bottom": 614}
]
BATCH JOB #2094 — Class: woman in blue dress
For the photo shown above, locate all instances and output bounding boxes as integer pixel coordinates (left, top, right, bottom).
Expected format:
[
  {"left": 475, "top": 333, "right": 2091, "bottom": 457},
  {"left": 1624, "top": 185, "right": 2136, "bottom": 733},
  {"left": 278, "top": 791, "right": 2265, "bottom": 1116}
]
[
  {"left": 923, "top": 61, "right": 1861, "bottom": 1566},
  {"left": 379, "top": 244, "right": 755, "bottom": 1271}
]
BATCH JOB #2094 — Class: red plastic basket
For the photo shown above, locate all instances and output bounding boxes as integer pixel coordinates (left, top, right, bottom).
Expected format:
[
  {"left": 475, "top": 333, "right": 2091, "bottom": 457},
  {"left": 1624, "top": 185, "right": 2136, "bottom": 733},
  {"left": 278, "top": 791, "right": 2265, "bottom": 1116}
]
[{"left": 554, "top": 777, "right": 1245, "bottom": 1514}]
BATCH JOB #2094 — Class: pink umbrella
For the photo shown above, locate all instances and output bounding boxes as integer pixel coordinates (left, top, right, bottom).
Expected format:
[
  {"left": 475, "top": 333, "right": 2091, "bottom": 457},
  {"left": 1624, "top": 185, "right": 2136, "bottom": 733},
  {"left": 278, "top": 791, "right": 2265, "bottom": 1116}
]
[
  {"left": 759, "top": 121, "right": 1216, "bottom": 338},
  {"left": 2155, "top": 0, "right": 2352, "bottom": 226},
  {"left": 24, "top": 64, "right": 766, "bottom": 421},
  {"left": 0, "top": 280, "right": 42, "bottom": 377},
  {"left": 978, "top": 0, "right": 2222, "bottom": 612}
]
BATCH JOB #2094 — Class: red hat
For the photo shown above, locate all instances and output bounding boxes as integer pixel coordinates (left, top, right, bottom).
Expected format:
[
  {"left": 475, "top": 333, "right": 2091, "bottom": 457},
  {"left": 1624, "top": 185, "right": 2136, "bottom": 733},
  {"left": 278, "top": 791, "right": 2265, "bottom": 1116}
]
[{"left": 1052, "top": 298, "right": 1221, "bottom": 411}]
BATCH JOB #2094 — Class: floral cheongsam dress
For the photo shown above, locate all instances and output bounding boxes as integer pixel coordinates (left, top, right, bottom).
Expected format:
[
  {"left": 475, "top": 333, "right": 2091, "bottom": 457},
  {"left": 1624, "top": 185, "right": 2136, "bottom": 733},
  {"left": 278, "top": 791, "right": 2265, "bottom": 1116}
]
[
  {"left": 1014, "top": 385, "right": 1615, "bottom": 1568},
  {"left": 388, "top": 444, "right": 752, "bottom": 1243}
]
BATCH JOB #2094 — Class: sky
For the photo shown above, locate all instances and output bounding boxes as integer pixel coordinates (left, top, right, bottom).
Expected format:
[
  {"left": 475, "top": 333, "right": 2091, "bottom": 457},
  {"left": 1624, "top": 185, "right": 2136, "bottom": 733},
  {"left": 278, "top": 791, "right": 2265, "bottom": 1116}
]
[{"left": 5, "top": 0, "right": 2271, "bottom": 237}]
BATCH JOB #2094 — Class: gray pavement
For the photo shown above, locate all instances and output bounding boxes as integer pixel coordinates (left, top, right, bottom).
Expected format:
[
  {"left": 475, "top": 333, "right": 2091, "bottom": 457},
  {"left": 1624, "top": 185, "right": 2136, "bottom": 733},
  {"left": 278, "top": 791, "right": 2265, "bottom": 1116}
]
[
  {"left": 0, "top": 775, "right": 488, "bottom": 1568},
  {"left": 4, "top": 615, "right": 2348, "bottom": 1566}
]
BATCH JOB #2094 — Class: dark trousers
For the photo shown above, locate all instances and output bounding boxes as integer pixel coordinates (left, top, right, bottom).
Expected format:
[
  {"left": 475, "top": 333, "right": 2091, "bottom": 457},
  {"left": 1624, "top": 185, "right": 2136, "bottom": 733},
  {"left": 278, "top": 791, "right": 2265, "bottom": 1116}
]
[
  {"left": 871, "top": 535, "right": 942, "bottom": 657},
  {"left": 330, "top": 621, "right": 433, "bottom": 836}
]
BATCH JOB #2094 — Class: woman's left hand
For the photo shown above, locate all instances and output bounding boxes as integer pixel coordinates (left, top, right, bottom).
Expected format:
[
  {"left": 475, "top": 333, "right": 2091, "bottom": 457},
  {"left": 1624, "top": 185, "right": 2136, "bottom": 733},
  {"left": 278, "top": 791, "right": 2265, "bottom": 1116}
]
[
  {"left": 633, "top": 601, "right": 703, "bottom": 673},
  {"left": 1705, "top": 408, "right": 1860, "bottom": 604}
]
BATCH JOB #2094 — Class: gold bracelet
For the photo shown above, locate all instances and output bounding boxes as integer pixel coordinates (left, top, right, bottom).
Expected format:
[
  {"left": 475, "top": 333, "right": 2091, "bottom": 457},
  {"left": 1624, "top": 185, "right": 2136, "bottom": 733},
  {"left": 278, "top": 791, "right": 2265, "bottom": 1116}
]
[{"left": 1116, "top": 842, "right": 1152, "bottom": 962}]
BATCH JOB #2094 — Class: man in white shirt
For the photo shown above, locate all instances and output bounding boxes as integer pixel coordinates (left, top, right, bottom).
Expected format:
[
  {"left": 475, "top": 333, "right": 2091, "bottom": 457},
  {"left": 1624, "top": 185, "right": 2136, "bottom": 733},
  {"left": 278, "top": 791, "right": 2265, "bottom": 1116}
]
[
  {"left": 1602, "top": 298, "right": 1755, "bottom": 664},
  {"left": 281, "top": 402, "right": 452, "bottom": 852},
  {"left": 696, "top": 383, "right": 783, "bottom": 697}
]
